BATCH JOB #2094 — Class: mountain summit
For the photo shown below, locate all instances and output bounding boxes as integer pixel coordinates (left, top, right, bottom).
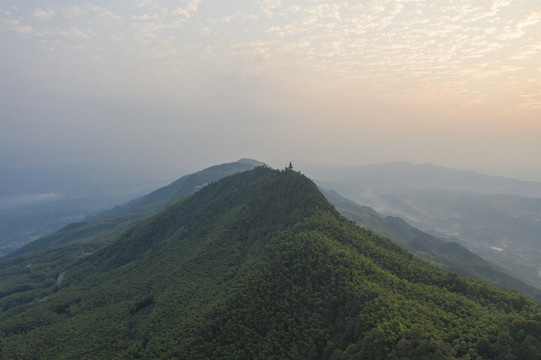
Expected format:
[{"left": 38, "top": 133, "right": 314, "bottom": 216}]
[{"left": 1, "top": 167, "right": 541, "bottom": 359}]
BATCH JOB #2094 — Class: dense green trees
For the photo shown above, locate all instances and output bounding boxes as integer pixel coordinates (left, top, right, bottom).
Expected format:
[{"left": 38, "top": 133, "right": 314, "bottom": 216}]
[{"left": 1, "top": 167, "right": 540, "bottom": 359}]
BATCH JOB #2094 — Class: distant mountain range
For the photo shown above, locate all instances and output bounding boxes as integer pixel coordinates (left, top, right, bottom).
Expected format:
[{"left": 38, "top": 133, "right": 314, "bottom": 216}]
[
  {"left": 321, "top": 188, "right": 541, "bottom": 300},
  {"left": 0, "top": 165, "right": 166, "bottom": 256},
  {"left": 312, "top": 162, "right": 541, "bottom": 291},
  {"left": 7, "top": 158, "right": 265, "bottom": 258},
  {"left": 2, "top": 166, "right": 540, "bottom": 359},
  {"left": 311, "top": 161, "right": 541, "bottom": 197}
]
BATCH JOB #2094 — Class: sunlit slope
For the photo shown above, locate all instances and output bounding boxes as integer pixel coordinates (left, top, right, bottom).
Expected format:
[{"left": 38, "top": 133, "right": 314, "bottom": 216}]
[{"left": 1, "top": 167, "right": 541, "bottom": 359}]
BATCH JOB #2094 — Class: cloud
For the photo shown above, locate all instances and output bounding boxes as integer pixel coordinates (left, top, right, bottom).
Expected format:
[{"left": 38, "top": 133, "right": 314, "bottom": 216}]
[
  {"left": 63, "top": 5, "right": 90, "bottom": 18},
  {"left": 173, "top": 8, "right": 191, "bottom": 18},
  {"left": 231, "top": 40, "right": 271, "bottom": 54},
  {"left": 62, "top": 5, "right": 122, "bottom": 26},
  {"left": 136, "top": 0, "right": 156, "bottom": 9},
  {"left": 388, "top": 3, "right": 405, "bottom": 16},
  {"left": 260, "top": 0, "right": 283, "bottom": 18},
  {"left": 220, "top": 12, "right": 258, "bottom": 23},
  {"left": 68, "top": 26, "right": 92, "bottom": 39},
  {"left": 201, "top": 45, "right": 215, "bottom": 59},
  {"left": 200, "top": 26, "right": 211, "bottom": 35},
  {"left": 86, "top": 5, "right": 123, "bottom": 26},
  {"left": 33, "top": 7, "right": 55, "bottom": 20},
  {"left": 265, "top": 26, "right": 281, "bottom": 33},
  {"left": 491, "top": 0, "right": 511, "bottom": 12},
  {"left": 37, "top": 26, "right": 93, "bottom": 39},
  {"left": 522, "top": 8, "right": 541, "bottom": 25},
  {"left": 510, "top": 42, "right": 541, "bottom": 60},
  {"left": 170, "top": 0, "right": 202, "bottom": 20},
  {"left": 498, "top": 9, "right": 541, "bottom": 40},
  {"left": 518, "top": 85, "right": 541, "bottom": 110},
  {"left": 184, "top": 0, "right": 202, "bottom": 13},
  {"left": 250, "top": 0, "right": 540, "bottom": 107},
  {"left": 283, "top": 5, "right": 301, "bottom": 14},
  {"left": 0, "top": 18, "right": 33, "bottom": 34},
  {"left": 132, "top": 13, "right": 160, "bottom": 21},
  {"left": 3, "top": 0, "right": 540, "bottom": 120}
]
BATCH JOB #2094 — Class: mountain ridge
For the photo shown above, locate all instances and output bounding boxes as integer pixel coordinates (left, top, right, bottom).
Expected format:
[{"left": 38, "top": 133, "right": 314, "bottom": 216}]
[
  {"left": 6, "top": 158, "right": 539, "bottom": 300},
  {"left": 6, "top": 158, "right": 265, "bottom": 258},
  {"left": 1, "top": 166, "right": 541, "bottom": 359},
  {"left": 311, "top": 161, "right": 541, "bottom": 197}
]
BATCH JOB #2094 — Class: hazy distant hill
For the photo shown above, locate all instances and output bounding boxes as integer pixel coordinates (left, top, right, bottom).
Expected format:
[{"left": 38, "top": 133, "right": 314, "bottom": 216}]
[
  {"left": 321, "top": 187, "right": 541, "bottom": 300},
  {"left": 312, "top": 162, "right": 541, "bottom": 290},
  {"left": 0, "top": 165, "right": 164, "bottom": 256},
  {"left": 7, "top": 159, "right": 264, "bottom": 258},
  {"left": 312, "top": 161, "right": 541, "bottom": 197},
  {"left": 1, "top": 167, "right": 540, "bottom": 359},
  {"left": 93, "top": 158, "right": 265, "bottom": 220}
]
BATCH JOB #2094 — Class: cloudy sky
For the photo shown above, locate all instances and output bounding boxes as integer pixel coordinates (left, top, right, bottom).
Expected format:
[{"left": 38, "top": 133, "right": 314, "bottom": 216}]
[{"left": 1, "top": 0, "right": 540, "bottom": 179}]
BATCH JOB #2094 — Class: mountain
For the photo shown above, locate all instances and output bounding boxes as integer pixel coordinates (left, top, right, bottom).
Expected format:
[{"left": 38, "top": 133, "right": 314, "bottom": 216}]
[
  {"left": 1, "top": 167, "right": 541, "bottom": 359},
  {"left": 7, "top": 158, "right": 264, "bottom": 258},
  {"left": 321, "top": 187, "right": 541, "bottom": 300},
  {"left": 311, "top": 162, "right": 541, "bottom": 290},
  {"left": 8, "top": 157, "right": 537, "bottom": 300},
  {"left": 93, "top": 158, "right": 265, "bottom": 220},
  {"left": 311, "top": 161, "right": 541, "bottom": 197}
]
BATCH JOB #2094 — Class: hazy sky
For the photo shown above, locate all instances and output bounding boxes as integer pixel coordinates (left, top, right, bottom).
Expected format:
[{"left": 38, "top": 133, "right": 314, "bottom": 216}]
[{"left": 1, "top": 0, "right": 540, "bottom": 179}]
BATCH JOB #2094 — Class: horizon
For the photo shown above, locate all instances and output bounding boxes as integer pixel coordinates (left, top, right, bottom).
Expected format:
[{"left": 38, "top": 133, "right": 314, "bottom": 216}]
[
  {"left": 1, "top": 1, "right": 540, "bottom": 181},
  {"left": 3, "top": 157, "right": 541, "bottom": 184}
]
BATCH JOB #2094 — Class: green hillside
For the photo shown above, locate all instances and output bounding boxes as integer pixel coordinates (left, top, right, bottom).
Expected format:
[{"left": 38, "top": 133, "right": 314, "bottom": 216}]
[
  {"left": 10, "top": 157, "right": 533, "bottom": 302},
  {"left": 1, "top": 167, "right": 541, "bottom": 359}
]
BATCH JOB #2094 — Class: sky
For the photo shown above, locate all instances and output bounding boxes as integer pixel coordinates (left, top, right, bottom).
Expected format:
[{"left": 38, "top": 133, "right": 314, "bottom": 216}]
[{"left": 1, "top": 0, "right": 541, "bottom": 180}]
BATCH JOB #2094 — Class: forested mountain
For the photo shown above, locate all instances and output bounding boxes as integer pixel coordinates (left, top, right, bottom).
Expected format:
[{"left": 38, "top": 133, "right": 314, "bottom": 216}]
[
  {"left": 321, "top": 188, "right": 541, "bottom": 300},
  {"left": 311, "top": 162, "right": 541, "bottom": 290},
  {"left": 7, "top": 158, "right": 264, "bottom": 258},
  {"left": 8, "top": 157, "right": 530, "bottom": 301},
  {"left": 1, "top": 167, "right": 541, "bottom": 359}
]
